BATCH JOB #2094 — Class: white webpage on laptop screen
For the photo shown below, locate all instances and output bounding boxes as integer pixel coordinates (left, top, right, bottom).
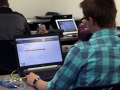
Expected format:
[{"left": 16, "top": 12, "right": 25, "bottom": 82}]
[
  {"left": 16, "top": 36, "right": 62, "bottom": 67},
  {"left": 56, "top": 19, "right": 78, "bottom": 35},
  {"left": 58, "top": 20, "right": 77, "bottom": 32}
]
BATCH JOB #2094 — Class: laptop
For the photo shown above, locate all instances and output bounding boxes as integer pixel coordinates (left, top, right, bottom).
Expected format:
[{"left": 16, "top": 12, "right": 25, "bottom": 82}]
[
  {"left": 56, "top": 19, "right": 78, "bottom": 35},
  {"left": 14, "top": 33, "right": 63, "bottom": 81}
]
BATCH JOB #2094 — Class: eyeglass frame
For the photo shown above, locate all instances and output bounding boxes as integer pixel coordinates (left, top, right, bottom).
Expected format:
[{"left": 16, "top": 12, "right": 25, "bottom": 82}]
[{"left": 80, "top": 17, "right": 89, "bottom": 24}]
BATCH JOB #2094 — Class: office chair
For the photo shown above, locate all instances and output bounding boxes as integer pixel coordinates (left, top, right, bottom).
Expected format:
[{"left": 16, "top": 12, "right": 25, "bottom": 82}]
[
  {"left": 45, "top": 12, "right": 59, "bottom": 16},
  {"left": 0, "top": 40, "right": 17, "bottom": 75},
  {"left": 49, "top": 14, "right": 72, "bottom": 29},
  {"left": 71, "top": 82, "right": 120, "bottom": 90}
]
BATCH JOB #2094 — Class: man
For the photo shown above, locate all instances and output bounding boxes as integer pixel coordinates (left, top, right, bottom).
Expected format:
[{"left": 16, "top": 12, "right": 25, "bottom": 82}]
[
  {"left": 0, "top": 0, "right": 31, "bottom": 75},
  {"left": 27, "top": 0, "right": 120, "bottom": 90},
  {"left": 78, "top": 20, "right": 92, "bottom": 41},
  {"left": 0, "top": 0, "right": 31, "bottom": 40}
]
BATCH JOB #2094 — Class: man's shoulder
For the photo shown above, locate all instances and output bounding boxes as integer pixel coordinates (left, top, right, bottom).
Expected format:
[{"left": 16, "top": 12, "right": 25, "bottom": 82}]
[
  {"left": 0, "top": 11, "right": 26, "bottom": 20},
  {"left": 12, "top": 12, "right": 26, "bottom": 18},
  {"left": 74, "top": 41, "right": 92, "bottom": 50}
]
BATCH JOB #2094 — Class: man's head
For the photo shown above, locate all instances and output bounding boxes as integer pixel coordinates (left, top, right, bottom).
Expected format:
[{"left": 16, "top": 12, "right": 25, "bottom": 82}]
[
  {"left": 0, "top": 0, "right": 9, "bottom": 7},
  {"left": 80, "top": 0, "right": 117, "bottom": 32}
]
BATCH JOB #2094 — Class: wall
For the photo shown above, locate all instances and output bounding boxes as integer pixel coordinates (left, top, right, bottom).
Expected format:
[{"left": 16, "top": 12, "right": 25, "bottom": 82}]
[
  {"left": 9, "top": 0, "right": 120, "bottom": 26},
  {"left": 50, "top": 0, "right": 120, "bottom": 26},
  {"left": 9, "top": 0, "right": 82, "bottom": 18},
  {"left": 50, "top": 0, "right": 83, "bottom": 18},
  {"left": 115, "top": 0, "right": 120, "bottom": 26},
  {"left": 9, "top": 0, "right": 51, "bottom": 18}
]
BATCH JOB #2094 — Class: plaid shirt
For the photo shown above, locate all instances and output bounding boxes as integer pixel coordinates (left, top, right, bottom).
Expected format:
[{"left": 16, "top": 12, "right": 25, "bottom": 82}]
[{"left": 47, "top": 29, "right": 120, "bottom": 90}]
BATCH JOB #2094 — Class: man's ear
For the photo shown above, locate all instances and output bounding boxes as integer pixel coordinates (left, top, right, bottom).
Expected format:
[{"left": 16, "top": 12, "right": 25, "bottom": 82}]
[{"left": 89, "top": 17, "right": 95, "bottom": 26}]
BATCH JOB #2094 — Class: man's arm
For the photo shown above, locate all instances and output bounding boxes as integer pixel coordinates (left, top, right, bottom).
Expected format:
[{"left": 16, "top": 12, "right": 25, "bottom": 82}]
[
  {"left": 27, "top": 72, "right": 47, "bottom": 90},
  {"left": 46, "top": 45, "right": 82, "bottom": 90},
  {"left": 24, "top": 22, "right": 31, "bottom": 35},
  {"left": 27, "top": 45, "right": 82, "bottom": 90}
]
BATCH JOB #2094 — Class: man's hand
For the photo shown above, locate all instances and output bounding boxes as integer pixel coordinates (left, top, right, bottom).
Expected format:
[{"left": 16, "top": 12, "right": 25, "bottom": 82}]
[
  {"left": 78, "top": 18, "right": 91, "bottom": 41},
  {"left": 26, "top": 72, "right": 40, "bottom": 86}
]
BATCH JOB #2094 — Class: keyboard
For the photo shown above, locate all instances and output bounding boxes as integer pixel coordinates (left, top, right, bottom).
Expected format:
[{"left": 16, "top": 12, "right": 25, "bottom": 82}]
[
  {"left": 34, "top": 68, "right": 59, "bottom": 76},
  {"left": 24, "top": 68, "right": 59, "bottom": 81},
  {"left": 35, "top": 68, "right": 59, "bottom": 81}
]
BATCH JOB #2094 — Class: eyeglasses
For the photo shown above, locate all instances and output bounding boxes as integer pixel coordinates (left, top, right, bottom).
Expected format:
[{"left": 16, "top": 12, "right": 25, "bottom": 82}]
[{"left": 80, "top": 17, "right": 87, "bottom": 24}]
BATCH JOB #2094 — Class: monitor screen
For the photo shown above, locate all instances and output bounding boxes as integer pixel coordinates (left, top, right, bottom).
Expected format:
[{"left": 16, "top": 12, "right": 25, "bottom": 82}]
[
  {"left": 15, "top": 36, "right": 62, "bottom": 67},
  {"left": 56, "top": 19, "right": 78, "bottom": 32}
]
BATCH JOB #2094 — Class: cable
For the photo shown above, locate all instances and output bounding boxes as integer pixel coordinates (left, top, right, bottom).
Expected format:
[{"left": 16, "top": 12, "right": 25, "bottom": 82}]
[
  {"left": 17, "top": 68, "right": 26, "bottom": 76},
  {"left": 10, "top": 70, "right": 26, "bottom": 81},
  {"left": 1, "top": 76, "right": 26, "bottom": 89}
]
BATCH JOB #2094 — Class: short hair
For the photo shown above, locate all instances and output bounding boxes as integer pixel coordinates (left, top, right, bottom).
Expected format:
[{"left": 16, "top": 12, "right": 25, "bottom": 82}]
[
  {"left": 80, "top": 0, "right": 117, "bottom": 28},
  {"left": 0, "top": 0, "right": 8, "bottom": 7}
]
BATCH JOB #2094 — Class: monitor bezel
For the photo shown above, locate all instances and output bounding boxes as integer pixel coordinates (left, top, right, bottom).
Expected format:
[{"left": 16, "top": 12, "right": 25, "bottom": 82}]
[
  {"left": 55, "top": 19, "right": 78, "bottom": 32},
  {"left": 14, "top": 33, "right": 64, "bottom": 70}
]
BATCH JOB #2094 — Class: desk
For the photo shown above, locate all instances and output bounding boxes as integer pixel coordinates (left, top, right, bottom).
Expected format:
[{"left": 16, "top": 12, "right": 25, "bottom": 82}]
[
  {"left": 31, "top": 31, "right": 79, "bottom": 45},
  {"left": 27, "top": 18, "right": 50, "bottom": 24},
  {"left": 60, "top": 36, "right": 79, "bottom": 45},
  {"left": 0, "top": 74, "right": 35, "bottom": 90},
  {"left": 31, "top": 30, "right": 120, "bottom": 45},
  {"left": 27, "top": 17, "right": 81, "bottom": 30},
  {"left": 27, "top": 17, "right": 80, "bottom": 24}
]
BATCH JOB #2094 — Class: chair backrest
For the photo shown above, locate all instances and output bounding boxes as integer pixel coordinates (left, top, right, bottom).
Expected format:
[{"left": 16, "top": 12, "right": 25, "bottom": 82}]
[
  {"left": 0, "top": 40, "right": 17, "bottom": 75},
  {"left": 45, "top": 12, "right": 59, "bottom": 16},
  {"left": 49, "top": 14, "right": 72, "bottom": 29},
  {"left": 71, "top": 82, "right": 120, "bottom": 90}
]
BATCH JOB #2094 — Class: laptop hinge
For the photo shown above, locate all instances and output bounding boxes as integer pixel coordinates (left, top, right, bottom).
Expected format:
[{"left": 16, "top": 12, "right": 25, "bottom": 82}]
[{"left": 25, "top": 65, "right": 58, "bottom": 72}]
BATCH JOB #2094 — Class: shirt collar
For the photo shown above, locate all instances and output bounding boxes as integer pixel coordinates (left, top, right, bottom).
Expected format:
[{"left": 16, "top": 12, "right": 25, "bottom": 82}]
[
  {"left": 90, "top": 29, "right": 118, "bottom": 40},
  {"left": 0, "top": 7, "right": 12, "bottom": 12}
]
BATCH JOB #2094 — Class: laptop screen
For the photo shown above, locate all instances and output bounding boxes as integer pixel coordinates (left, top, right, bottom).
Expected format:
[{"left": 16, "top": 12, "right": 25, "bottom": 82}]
[
  {"left": 15, "top": 35, "right": 63, "bottom": 67},
  {"left": 56, "top": 19, "right": 78, "bottom": 32}
]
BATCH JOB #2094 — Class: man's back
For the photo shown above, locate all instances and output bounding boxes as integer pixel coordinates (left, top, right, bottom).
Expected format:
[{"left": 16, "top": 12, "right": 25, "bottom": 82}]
[
  {"left": 0, "top": 7, "right": 31, "bottom": 40},
  {"left": 74, "top": 29, "right": 120, "bottom": 86},
  {"left": 46, "top": 29, "right": 120, "bottom": 90},
  {"left": 0, "top": 7, "right": 31, "bottom": 74}
]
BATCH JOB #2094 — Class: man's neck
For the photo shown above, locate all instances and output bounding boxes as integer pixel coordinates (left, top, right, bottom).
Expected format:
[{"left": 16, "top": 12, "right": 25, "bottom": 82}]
[
  {"left": 92, "top": 23, "right": 115, "bottom": 33},
  {"left": 0, "top": 4, "right": 9, "bottom": 8},
  {"left": 0, "top": 6, "right": 8, "bottom": 8}
]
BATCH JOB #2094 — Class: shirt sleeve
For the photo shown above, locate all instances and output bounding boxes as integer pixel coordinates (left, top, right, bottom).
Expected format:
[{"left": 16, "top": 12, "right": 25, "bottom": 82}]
[{"left": 46, "top": 45, "right": 82, "bottom": 90}]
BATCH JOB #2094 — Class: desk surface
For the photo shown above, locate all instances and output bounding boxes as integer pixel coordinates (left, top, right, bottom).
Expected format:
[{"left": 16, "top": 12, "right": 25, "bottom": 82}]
[
  {"left": 31, "top": 31, "right": 79, "bottom": 42},
  {"left": 27, "top": 17, "right": 81, "bottom": 24},
  {"left": 31, "top": 30, "right": 120, "bottom": 41},
  {"left": 60, "top": 36, "right": 79, "bottom": 42},
  {"left": 27, "top": 18, "right": 50, "bottom": 24},
  {"left": 0, "top": 74, "right": 35, "bottom": 90}
]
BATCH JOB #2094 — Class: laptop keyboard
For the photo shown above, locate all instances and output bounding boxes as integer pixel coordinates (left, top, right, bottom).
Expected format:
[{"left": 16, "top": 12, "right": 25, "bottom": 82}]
[
  {"left": 34, "top": 68, "right": 59, "bottom": 76},
  {"left": 32, "top": 68, "right": 60, "bottom": 81},
  {"left": 24, "top": 66, "right": 61, "bottom": 81}
]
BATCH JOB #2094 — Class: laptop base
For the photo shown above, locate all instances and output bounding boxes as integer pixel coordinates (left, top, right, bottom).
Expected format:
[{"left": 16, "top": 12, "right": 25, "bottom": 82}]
[{"left": 19, "top": 65, "right": 61, "bottom": 81}]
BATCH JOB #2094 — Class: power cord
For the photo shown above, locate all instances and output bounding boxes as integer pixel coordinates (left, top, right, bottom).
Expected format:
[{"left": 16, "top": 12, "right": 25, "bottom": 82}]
[
  {"left": 0, "top": 66, "right": 26, "bottom": 80},
  {"left": 10, "top": 69, "right": 26, "bottom": 81}
]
